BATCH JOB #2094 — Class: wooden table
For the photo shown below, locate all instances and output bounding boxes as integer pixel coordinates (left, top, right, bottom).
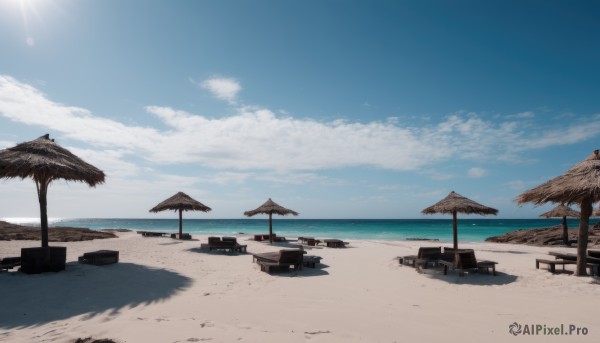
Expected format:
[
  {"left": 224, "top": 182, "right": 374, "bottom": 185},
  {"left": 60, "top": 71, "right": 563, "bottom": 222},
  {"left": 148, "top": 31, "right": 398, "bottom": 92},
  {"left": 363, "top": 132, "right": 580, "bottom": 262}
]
[
  {"left": 303, "top": 255, "right": 322, "bottom": 268},
  {"left": 536, "top": 258, "right": 575, "bottom": 273},
  {"left": 323, "top": 239, "right": 345, "bottom": 248}
]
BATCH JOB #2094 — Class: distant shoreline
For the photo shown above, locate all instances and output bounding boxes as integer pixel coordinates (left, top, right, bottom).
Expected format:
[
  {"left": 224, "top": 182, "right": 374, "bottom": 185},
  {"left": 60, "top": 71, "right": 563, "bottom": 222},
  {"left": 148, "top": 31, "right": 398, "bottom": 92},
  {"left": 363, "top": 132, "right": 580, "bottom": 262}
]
[
  {"left": 0, "top": 220, "right": 117, "bottom": 242},
  {"left": 3, "top": 219, "right": 599, "bottom": 246}
]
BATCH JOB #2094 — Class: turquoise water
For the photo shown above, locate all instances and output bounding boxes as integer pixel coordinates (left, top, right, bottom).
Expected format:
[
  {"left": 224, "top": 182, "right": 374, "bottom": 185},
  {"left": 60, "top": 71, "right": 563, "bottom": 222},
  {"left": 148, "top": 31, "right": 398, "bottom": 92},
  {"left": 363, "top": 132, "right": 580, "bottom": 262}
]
[{"left": 7, "top": 218, "right": 591, "bottom": 243}]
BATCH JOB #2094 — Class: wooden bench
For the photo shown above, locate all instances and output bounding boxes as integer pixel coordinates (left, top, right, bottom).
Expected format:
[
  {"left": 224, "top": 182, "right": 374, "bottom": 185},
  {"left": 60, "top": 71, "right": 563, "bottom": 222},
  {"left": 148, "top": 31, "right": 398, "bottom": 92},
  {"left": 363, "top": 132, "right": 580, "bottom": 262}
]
[
  {"left": 536, "top": 258, "right": 575, "bottom": 273},
  {"left": 0, "top": 257, "right": 21, "bottom": 271},
  {"left": 170, "top": 233, "right": 192, "bottom": 240},
  {"left": 323, "top": 239, "right": 347, "bottom": 248},
  {"left": 439, "top": 250, "right": 498, "bottom": 277},
  {"left": 78, "top": 250, "right": 119, "bottom": 265},
  {"left": 207, "top": 237, "right": 246, "bottom": 253},
  {"left": 302, "top": 255, "right": 322, "bottom": 268},
  {"left": 398, "top": 255, "right": 418, "bottom": 267},
  {"left": 439, "top": 259, "right": 497, "bottom": 276},
  {"left": 253, "top": 249, "right": 304, "bottom": 273},
  {"left": 137, "top": 231, "right": 168, "bottom": 237}
]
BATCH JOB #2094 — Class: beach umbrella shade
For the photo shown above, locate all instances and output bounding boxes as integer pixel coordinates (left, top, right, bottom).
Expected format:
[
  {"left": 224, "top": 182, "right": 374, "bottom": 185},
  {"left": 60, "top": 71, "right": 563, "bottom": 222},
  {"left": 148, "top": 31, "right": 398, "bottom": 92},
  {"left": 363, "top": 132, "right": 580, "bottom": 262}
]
[
  {"left": 516, "top": 149, "right": 600, "bottom": 276},
  {"left": 244, "top": 198, "right": 299, "bottom": 244},
  {"left": 0, "top": 134, "right": 105, "bottom": 247},
  {"left": 149, "top": 192, "right": 211, "bottom": 238},
  {"left": 421, "top": 191, "right": 498, "bottom": 249},
  {"left": 538, "top": 204, "right": 580, "bottom": 246}
]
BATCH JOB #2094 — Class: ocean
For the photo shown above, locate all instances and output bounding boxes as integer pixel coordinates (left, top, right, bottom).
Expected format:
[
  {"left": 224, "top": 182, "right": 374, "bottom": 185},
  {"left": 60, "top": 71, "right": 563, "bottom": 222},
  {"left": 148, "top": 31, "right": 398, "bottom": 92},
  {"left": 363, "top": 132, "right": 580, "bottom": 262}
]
[{"left": 2, "top": 217, "right": 591, "bottom": 243}]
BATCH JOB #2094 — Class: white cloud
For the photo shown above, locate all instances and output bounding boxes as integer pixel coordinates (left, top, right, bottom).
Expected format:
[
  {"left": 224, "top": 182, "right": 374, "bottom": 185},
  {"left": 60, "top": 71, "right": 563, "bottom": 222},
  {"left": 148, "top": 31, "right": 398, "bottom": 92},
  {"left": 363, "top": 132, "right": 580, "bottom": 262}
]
[
  {"left": 467, "top": 167, "right": 487, "bottom": 178},
  {"left": 506, "top": 111, "right": 535, "bottom": 119},
  {"left": 208, "top": 172, "right": 251, "bottom": 185},
  {"left": 200, "top": 77, "right": 241, "bottom": 104},
  {"left": 67, "top": 147, "right": 141, "bottom": 178},
  {"left": 2, "top": 75, "right": 600, "bottom": 180},
  {"left": 519, "top": 123, "right": 600, "bottom": 150}
]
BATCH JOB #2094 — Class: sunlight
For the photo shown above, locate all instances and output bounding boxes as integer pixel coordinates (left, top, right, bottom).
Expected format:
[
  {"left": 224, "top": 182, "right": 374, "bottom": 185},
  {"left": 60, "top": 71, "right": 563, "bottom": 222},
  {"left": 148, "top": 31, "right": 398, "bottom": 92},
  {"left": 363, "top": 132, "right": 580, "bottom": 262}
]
[{"left": 2, "top": 0, "right": 49, "bottom": 46}]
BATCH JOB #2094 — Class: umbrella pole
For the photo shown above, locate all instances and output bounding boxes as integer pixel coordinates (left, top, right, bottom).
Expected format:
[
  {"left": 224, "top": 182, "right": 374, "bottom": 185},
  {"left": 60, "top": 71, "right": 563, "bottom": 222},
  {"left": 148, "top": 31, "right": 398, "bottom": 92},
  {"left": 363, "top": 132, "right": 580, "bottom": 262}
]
[
  {"left": 452, "top": 210, "right": 458, "bottom": 250},
  {"left": 269, "top": 213, "right": 273, "bottom": 244},
  {"left": 179, "top": 209, "right": 183, "bottom": 238},
  {"left": 575, "top": 198, "right": 592, "bottom": 276},
  {"left": 35, "top": 177, "right": 50, "bottom": 248},
  {"left": 562, "top": 216, "right": 569, "bottom": 246}
]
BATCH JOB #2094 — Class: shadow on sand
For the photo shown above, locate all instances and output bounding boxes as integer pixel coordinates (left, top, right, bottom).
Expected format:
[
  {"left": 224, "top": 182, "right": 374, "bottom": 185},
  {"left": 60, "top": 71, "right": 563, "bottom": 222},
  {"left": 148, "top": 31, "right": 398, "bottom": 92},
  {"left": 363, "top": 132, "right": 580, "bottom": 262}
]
[
  {"left": 0, "top": 262, "right": 192, "bottom": 329},
  {"left": 421, "top": 267, "right": 518, "bottom": 286},
  {"left": 262, "top": 263, "right": 330, "bottom": 278},
  {"left": 185, "top": 247, "right": 248, "bottom": 256}
]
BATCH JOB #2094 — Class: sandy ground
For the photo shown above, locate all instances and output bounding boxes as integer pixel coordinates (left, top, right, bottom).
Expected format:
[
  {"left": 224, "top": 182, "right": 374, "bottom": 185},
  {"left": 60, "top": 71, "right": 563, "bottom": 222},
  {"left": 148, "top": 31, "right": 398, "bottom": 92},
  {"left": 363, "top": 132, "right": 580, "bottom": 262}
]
[{"left": 1, "top": 232, "right": 599, "bottom": 343}]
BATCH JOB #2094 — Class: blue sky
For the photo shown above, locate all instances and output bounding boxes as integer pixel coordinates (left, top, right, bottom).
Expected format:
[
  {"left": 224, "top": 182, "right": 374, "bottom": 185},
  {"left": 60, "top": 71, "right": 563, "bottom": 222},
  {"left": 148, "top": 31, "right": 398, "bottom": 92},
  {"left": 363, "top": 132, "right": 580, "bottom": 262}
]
[{"left": 0, "top": 0, "right": 599, "bottom": 219}]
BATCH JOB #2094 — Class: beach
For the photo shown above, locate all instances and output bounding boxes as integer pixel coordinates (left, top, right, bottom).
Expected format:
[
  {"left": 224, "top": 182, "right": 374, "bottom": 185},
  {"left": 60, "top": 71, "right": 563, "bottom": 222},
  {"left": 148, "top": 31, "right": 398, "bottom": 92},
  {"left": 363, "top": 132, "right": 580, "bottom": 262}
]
[{"left": 1, "top": 232, "right": 599, "bottom": 342}]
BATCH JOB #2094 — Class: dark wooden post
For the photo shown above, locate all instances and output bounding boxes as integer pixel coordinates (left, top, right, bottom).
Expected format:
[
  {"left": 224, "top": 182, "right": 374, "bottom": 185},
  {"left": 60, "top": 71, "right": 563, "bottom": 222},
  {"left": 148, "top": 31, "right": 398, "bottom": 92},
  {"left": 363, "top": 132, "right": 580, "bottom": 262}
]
[
  {"left": 269, "top": 212, "right": 273, "bottom": 244},
  {"left": 452, "top": 210, "right": 458, "bottom": 249},
  {"left": 562, "top": 215, "right": 570, "bottom": 246},
  {"left": 36, "top": 176, "right": 50, "bottom": 248},
  {"left": 178, "top": 208, "right": 183, "bottom": 238},
  {"left": 575, "top": 198, "right": 592, "bottom": 276}
]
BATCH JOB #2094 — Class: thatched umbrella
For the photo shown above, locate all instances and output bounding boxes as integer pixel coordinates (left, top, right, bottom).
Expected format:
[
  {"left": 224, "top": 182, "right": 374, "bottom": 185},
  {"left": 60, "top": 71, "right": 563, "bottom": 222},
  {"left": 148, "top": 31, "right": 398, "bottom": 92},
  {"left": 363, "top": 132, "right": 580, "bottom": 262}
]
[
  {"left": 539, "top": 204, "right": 579, "bottom": 246},
  {"left": 422, "top": 191, "right": 498, "bottom": 249},
  {"left": 149, "top": 192, "right": 211, "bottom": 238},
  {"left": 0, "top": 134, "right": 105, "bottom": 247},
  {"left": 516, "top": 150, "right": 600, "bottom": 276},
  {"left": 244, "top": 198, "right": 299, "bottom": 244}
]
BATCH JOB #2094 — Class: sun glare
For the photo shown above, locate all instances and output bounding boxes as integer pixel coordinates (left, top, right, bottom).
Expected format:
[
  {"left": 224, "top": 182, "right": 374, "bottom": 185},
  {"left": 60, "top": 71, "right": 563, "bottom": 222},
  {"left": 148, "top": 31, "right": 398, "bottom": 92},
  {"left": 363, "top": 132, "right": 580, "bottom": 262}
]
[{"left": 2, "top": 0, "right": 52, "bottom": 46}]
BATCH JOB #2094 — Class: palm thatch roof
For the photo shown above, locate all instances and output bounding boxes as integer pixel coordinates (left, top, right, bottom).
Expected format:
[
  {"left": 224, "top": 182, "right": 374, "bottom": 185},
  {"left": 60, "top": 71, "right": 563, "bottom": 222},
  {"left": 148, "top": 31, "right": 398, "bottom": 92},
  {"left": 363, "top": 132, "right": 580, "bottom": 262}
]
[
  {"left": 515, "top": 150, "right": 600, "bottom": 206},
  {"left": 244, "top": 198, "right": 298, "bottom": 244},
  {"left": 149, "top": 192, "right": 211, "bottom": 238},
  {"left": 421, "top": 191, "right": 498, "bottom": 215},
  {"left": 0, "top": 134, "right": 105, "bottom": 186},
  {"left": 244, "top": 198, "right": 299, "bottom": 217},
  {"left": 538, "top": 204, "right": 579, "bottom": 218},
  {"left": 422, "top": 191, "right": 497, "bottom": 249},
  {"left": 515, "top": 150, "right": 600, "bottom": 276},
  {"left": 149, "top": 192, "right": 211, "bottom": 213},
  {"left": 539, "top": 204, "right": 579, "bottom": 247},
  {"left": 0, "top": 134, "right": 105, "bottom": 248}
]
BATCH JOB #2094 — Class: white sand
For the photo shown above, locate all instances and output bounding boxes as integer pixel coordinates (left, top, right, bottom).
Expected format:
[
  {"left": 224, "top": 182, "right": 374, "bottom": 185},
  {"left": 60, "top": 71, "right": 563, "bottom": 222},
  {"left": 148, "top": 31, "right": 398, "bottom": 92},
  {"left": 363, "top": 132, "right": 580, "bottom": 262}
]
[{"left": 1, "top": 233, "right": 599, "bottom": 343}]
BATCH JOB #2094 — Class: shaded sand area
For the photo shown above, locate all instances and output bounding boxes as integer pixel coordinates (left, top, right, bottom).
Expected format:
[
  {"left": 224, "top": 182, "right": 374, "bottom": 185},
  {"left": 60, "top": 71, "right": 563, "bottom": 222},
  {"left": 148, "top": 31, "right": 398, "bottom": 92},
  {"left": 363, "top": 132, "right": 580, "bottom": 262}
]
[{"left": 1, "top": 232, "right": 599, "bottom": 342}]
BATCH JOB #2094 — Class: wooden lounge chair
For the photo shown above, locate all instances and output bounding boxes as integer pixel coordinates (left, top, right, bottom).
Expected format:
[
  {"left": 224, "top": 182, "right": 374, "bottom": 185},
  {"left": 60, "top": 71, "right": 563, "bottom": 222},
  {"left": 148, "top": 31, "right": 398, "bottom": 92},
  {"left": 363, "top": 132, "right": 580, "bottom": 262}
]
[
  {"left": 298, "top": 237, "right": 313, "bottom": 243},
  {"left": 547, "top": 251, "right": 600, "bottom": 275},
  {"left": 548, "top": 251, "right": 577, "bottom": 261},
  {"left": 415, "top": 247, "right": 443, "bottom": 271},
  {"left": 588, "top": 250, "right": 600, "bottom": 259},
  {"left": 170, "top": 233, "right": 192, "bottom": 240},
  {"left": 323, "top": 239, "right": 348, "bottom": 248},
  {"left": 439, "top": 250, "right": 497, "bottom": 276},
  {"left": 207, "top": 236, "right": 247, "bottom": 253},
  {"left": 222, "top": 236, "right": 247, "bottom": 253},
  {"left": 536, "top": 258, "right": 575, "bottom": 273},
  {"left": 137, "top": 231, "right": 168, "bottom": 237},
  {"left": 302, "top": 255, "right": 322, "bottom": 268},
  {"left": 306, "top": 238, "right": 321, "bottom": 246},
  {"left": 78, "top": 250, "right": 119, "bottom": 265},
  {"left": 399, "top": 247, "right": 441, "bottom": 267},
  {"left": 252, "top": 249, "right": 305, "bottom": 273},
  {"left": 0, "top": 257, "right": 21, "bottom": 271}
]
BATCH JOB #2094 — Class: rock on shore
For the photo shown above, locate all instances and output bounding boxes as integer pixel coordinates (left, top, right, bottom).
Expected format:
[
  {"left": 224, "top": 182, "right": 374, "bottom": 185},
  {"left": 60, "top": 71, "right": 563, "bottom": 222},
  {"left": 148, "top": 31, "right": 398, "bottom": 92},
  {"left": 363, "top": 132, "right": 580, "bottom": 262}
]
[
  {"left": 0, "top": 220, "right": 117, "bottom": 242},
  {"left": 486, "top": 223, "right": 600, "bottom": 246}
]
